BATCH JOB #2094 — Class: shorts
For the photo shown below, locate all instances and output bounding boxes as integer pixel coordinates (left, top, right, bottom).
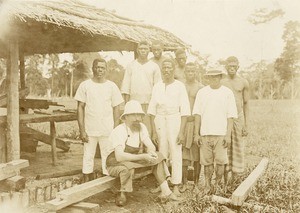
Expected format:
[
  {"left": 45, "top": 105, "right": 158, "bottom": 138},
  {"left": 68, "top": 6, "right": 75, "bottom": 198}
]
[{"left": 200, "top": 135, "right": 228, "bottom": 166}]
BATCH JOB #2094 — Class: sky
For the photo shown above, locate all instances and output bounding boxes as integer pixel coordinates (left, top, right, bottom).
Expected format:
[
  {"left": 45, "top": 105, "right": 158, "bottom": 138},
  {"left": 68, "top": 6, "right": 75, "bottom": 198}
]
[{"left": 80, "top": 0, "right": 300, "bottom": 68}]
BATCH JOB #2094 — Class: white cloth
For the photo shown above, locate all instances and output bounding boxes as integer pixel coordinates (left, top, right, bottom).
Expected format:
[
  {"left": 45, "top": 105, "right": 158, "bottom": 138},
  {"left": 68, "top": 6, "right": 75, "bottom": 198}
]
[
  {"left": 74, "top": 79, "right": 123, "bottom": 137},
  {"left": 121, "top": 60, "right": 161, "bottom": 104},
  {"left": 154, "top": 114, "right": 182, "bottom": 184},
  {"left": 82, "top": 136, "right": 110, "bottom": 175},
  {"left": 192, "top": 85, "right": 238, "bottom": 136},
  {"left": 147, "top": 80, "right": 191, "bottom": 116},
  {"left": 107, "top": 123, "right": 153, "bottom": 157}
]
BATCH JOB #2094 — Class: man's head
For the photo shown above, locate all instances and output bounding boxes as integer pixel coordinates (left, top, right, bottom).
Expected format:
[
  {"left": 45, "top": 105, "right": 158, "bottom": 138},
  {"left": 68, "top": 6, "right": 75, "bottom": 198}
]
[
  {"left": 120, "top": 100, "right": 145, "bottom": 132},
  {"left": 175, "top": 48, "right": 187, "bottom": 68},
  {"left": 225, "top": 56, "right": 239, "bottom": 77},
  {"left": 184, "top": 62, "right": 197, "bottom": 81},
  {"left": 161, "top": 58, "right": 176, "bottom": 83},
  {"left": 137, "top": 41, "right": 150, "bottom": 60},
  {"left": 204, "top": 70, "right": 223, "bottom": 89},
  {"left": 151, "top": 40, "right": 164, "bottom": 59},
  {"left": 92, "top": 58, "right": 107, "bottom": 80}
]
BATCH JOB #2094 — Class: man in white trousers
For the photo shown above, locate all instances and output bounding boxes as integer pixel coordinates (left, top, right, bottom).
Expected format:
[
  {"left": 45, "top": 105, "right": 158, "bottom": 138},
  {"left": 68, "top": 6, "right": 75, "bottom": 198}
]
[
  {"left": 75, "top": 58, "right": 124, "bottom": 182},
  {"left": 148, "top": 58, "right": 190, "bottom": 196}
]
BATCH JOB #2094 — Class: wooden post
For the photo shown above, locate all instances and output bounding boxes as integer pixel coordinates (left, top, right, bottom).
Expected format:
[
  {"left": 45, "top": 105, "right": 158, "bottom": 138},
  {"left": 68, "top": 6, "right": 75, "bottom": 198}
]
[
  {"left": 19, "top": 46, "right": 25, "bottom": 91},
  {"left": 50, "top": 121, "right": 57, "bottom": 166},
  {"left": 6, "top": 39, "right": 20, "bottom": 161}
]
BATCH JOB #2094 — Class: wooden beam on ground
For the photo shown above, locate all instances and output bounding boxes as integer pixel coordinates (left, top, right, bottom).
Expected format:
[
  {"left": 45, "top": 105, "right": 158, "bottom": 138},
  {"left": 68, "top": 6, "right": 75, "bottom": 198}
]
[
  {"left": 6, "top": 39, "right": 20, "bottom": 161},
  {"left": 212, "top": 195, "right": 263, "bottom": 211},
  {"left": 0, "top": 159, "right": 29, "bottom": 181},
  {"left": 57, "top": 202, "right": 100, "bottom": 213},
  {"left": 45, "top": 169, "right": 152, "bottom": 211},
  {"left": 231, "top": 158, "right": 269, "bottom": 206},
  {"left": 20, "top": 126, "right": 70, "bottom": 151}
]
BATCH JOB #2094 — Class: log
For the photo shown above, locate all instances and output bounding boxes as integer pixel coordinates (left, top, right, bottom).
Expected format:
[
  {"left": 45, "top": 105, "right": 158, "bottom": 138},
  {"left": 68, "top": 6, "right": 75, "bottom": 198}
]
[
  {"left": 0, "top": 159, "right": 29, "bottom": 181},
  {"left": 20, "top": 126, "right": 70, "bottom": 151},
  {"left": 0, "top": 126, "right": 6, "bottom": 163},
  {"left": 212, "top": 195, "right": 263, "bottom": 211},
  {"left": 45, "top": 169, "right": 152, "bottom": 211},
  {"left": 58, "top": 202, "right": 100, "bottom": 213},
  {"left": 231, "top": 158, "right": 269, "bottom": 206},
  {"left": 6, "top": 39, "right": 20, "bottom": 161},
  {"left": 36, "top": 169, "right": 82, "bottom": 180}
]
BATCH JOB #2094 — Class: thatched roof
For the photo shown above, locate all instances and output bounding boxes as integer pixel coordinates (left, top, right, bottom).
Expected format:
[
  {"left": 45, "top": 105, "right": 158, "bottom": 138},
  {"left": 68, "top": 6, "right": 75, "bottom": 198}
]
[{"left": 0, "top": 0, "right": 188, "bottom": 57}]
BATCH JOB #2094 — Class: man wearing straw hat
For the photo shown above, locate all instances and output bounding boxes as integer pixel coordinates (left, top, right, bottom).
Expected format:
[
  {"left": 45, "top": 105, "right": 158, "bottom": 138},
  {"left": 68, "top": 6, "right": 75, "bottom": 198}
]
[
  {"left": 148, "top": 58, "right": 190, "bottom": 196},
  {"left": 106, "top": 100, "right": 180, "bottom": 206},
  {"left": 193, "top": 69, "right": 237, "bottom": 194},
  {"left": 75, "top": 58, "right": 123, "bottom": 181},
  {"left": 222, "top": 56, "right": 250, "bottom": 189}
]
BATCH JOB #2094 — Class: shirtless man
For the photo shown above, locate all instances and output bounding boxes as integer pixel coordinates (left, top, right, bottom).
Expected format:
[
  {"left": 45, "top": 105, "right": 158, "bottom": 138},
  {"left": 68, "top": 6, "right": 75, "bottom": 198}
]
[
  {"left": 181, "top": 62, "right": 203, "bottom": 192},
  {"left": 150, "top": 40, "right": 167, "bottom": 70},
  {"left": 221, "top": 56, "right": 250, "bottom": 189}
]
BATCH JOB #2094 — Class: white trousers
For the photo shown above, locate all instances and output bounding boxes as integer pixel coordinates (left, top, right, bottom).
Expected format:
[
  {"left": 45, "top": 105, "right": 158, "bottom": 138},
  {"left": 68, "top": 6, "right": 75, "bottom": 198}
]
[
  {"left": 154, "top": 114, "right": 182, "bottom": 185},
  {"left": 82, "top": 136, "right": 110, "bottom": 175}
]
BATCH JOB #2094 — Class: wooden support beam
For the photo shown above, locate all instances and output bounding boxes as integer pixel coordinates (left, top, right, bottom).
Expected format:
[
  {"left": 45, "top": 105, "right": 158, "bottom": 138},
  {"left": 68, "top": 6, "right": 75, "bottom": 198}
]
[
  {"left": 20, "top": 126, "right": 70, "bottom": 151},
  {"left": 19, "top": 46, "right": 26, "bottom": 91},
  {"left": 6, "top": 39, "right": 20, "bottom": 161},
  {"left": 0, "top": 126, "right": 7, "bottom": 163},
  {"left": 2, "top": 175, "right": 26, "bottom": 191},
  {"left": 231, "top": 158, "right": 269, "bottom": 206},
  {"left": 36, "top": 169, "right": 82, "bottom": 180},
  {"left": 50, "top": 121, "right": 57, "bottom": 166},
  {"left": 0, "top": 159, "right": 29, "bottom": 181},
  {"left": 45, "top": 169, "right": 152, "bottom": 211}
]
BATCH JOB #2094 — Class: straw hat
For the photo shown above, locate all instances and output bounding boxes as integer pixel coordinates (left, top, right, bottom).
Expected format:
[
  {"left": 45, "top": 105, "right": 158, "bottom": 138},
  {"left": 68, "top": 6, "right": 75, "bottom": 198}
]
[
  {"left": 120, "top": 100, "right": 145, "bottom": 120},
  {"left": 204, "top": 70, "right": 226, "bottom": 76}
]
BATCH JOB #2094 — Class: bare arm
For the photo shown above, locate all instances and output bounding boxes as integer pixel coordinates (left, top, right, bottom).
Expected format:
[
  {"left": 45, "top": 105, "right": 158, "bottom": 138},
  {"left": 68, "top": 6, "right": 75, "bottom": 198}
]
[
  {"left": 194, "top": 115, "right": 201, "bottom": 145},
  {"left": 243, "top": 79, "right": 250, "bottom": 135},
  {"left": 224, "top": 118, "right": 234, "bottom": 147},
  {"left": 177, "top": 116, "right": 188, "bottom": 144},
  {"left": 123, "top": 94, "right": 130, "bottom": 103},
  {"left": 113, "top": 105, "right": 121, "bottom": 127},
  {"left": 114, "top": 146, "right": 156, "bottom": 163},
  {"left": 150, "top": 115, "right": 158, "bottom": 146},
  {"left": 77, "top": 101, "right": 88, "bottom": 142}
]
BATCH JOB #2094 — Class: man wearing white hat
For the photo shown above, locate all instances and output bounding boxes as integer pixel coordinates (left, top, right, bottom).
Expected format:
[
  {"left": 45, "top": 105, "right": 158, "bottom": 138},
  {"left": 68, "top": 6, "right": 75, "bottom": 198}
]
[
  {"left": 106, "top": 100, "right": 180, "bottom": 207},
  {"left": 193, "top": 70, "right": 237, "bottom": 194}
]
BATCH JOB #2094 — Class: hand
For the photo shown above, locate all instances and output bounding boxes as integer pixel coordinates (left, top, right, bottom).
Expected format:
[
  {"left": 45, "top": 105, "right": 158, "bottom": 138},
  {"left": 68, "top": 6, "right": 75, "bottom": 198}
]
[
  {"left": 176, "top": 132, "right": 185, "bottom": 145},
  {"left": 223, "top": 136, "right": 230, "bottom": 148},
  {"left": 242, "top": 125, "right": 248, "bottom": 137},
  {"left": 80, "top": 131, "right": 89, "bottom": 143},
  {"left": 151, "top": 131, "right": 159, "bottom": 146},
  {"left": 148, "top": 150, "right": 158, "bottom": 159},
  {"left": 193, "top": 134, "right": 202, "bottom": 146},
  {"left": 143, "top": 153, "right": 157, "bottom": 164}
]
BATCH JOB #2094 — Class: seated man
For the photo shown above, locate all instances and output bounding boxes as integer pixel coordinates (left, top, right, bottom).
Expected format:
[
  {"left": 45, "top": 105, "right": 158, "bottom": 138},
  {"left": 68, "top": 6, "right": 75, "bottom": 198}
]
[{"left": 106, "top": 100, "right": 180, "bottom": 206}]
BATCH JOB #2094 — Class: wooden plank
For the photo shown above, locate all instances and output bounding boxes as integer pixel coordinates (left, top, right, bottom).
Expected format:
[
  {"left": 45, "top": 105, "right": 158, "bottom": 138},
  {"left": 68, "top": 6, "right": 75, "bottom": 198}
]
[
  {"left": 58, "top": 202, "right": 100, "bottom": 213},
  {"left": 231, "top": 158, "right": 269, "bottom": 206},
  {"left": 45, "top": 170, "right": 152, "bottom": 211},
  {"left": 20, "top": 126, "right": 70, "bottom": 151},
  {"left": 0, "top": 126, "right": 7, "bottom": 163},
  {"left": 0, "top": 159, "right": 29, "bottom": 181},
  {"left": 6, "top": 39, "right": 20, "bottom": 161},
  {"left": 36, "top": 169, "right": 82, "bottom": 180},
  {"left": 50, "top": 121, "right": 57, "bottom": 166}
]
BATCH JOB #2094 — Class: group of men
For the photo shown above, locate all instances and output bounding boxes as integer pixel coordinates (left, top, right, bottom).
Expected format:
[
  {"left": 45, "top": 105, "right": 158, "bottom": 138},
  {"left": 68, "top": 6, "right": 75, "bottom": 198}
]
[{"left": 74, "top": 40, "right": 249, "bottom": 206}]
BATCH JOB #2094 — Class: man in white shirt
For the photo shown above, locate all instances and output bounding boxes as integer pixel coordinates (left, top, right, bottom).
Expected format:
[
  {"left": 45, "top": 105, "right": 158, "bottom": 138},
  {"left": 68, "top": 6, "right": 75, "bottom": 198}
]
[
  {"left": 193, "top": 70, "right": 237, "bottom": 194},
  {"left": 148, "top": 58, "right": 190, "bottom": 196},
  {"left": 75, "top": 58, "right": 124, "bottom": 181},
  {"left": 106, "top": 100, "right": 180, "bottom": 206},
  {"left": 121, "top": 41, "right": 161, "bottom": 137}
]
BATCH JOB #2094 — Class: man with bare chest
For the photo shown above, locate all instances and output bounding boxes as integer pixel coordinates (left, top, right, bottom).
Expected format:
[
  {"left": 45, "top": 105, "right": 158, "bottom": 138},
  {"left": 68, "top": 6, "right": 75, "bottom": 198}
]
[
  {"left": 181, "top": 63, "right": 203, "bottom": 192},
  {"left": 221, "top": 56, "right": 249, "bottom": 188}
]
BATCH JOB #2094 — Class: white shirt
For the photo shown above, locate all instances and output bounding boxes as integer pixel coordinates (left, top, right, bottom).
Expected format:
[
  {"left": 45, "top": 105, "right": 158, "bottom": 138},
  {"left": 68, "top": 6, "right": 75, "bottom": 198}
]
[
  {"left": 148, "top": 80, "right": 191, "bottom": 116},
  {"left": 107, "top": 123, "right": 153, "bottom": 156},
  {"left": 192, "top": 85, "right": 237, "bottom": 136},
  {"left": 121, "top": 60, "right": 161, "bottom": 104},
  {"left": 74, "top": 79, "right": 124, "bottom": 137}
]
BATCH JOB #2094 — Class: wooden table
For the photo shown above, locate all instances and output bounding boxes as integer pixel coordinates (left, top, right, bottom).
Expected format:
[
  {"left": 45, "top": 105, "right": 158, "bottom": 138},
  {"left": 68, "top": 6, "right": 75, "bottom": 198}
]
[{"left": 0, "top": 111, "right": 77, "bottom": 166}]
